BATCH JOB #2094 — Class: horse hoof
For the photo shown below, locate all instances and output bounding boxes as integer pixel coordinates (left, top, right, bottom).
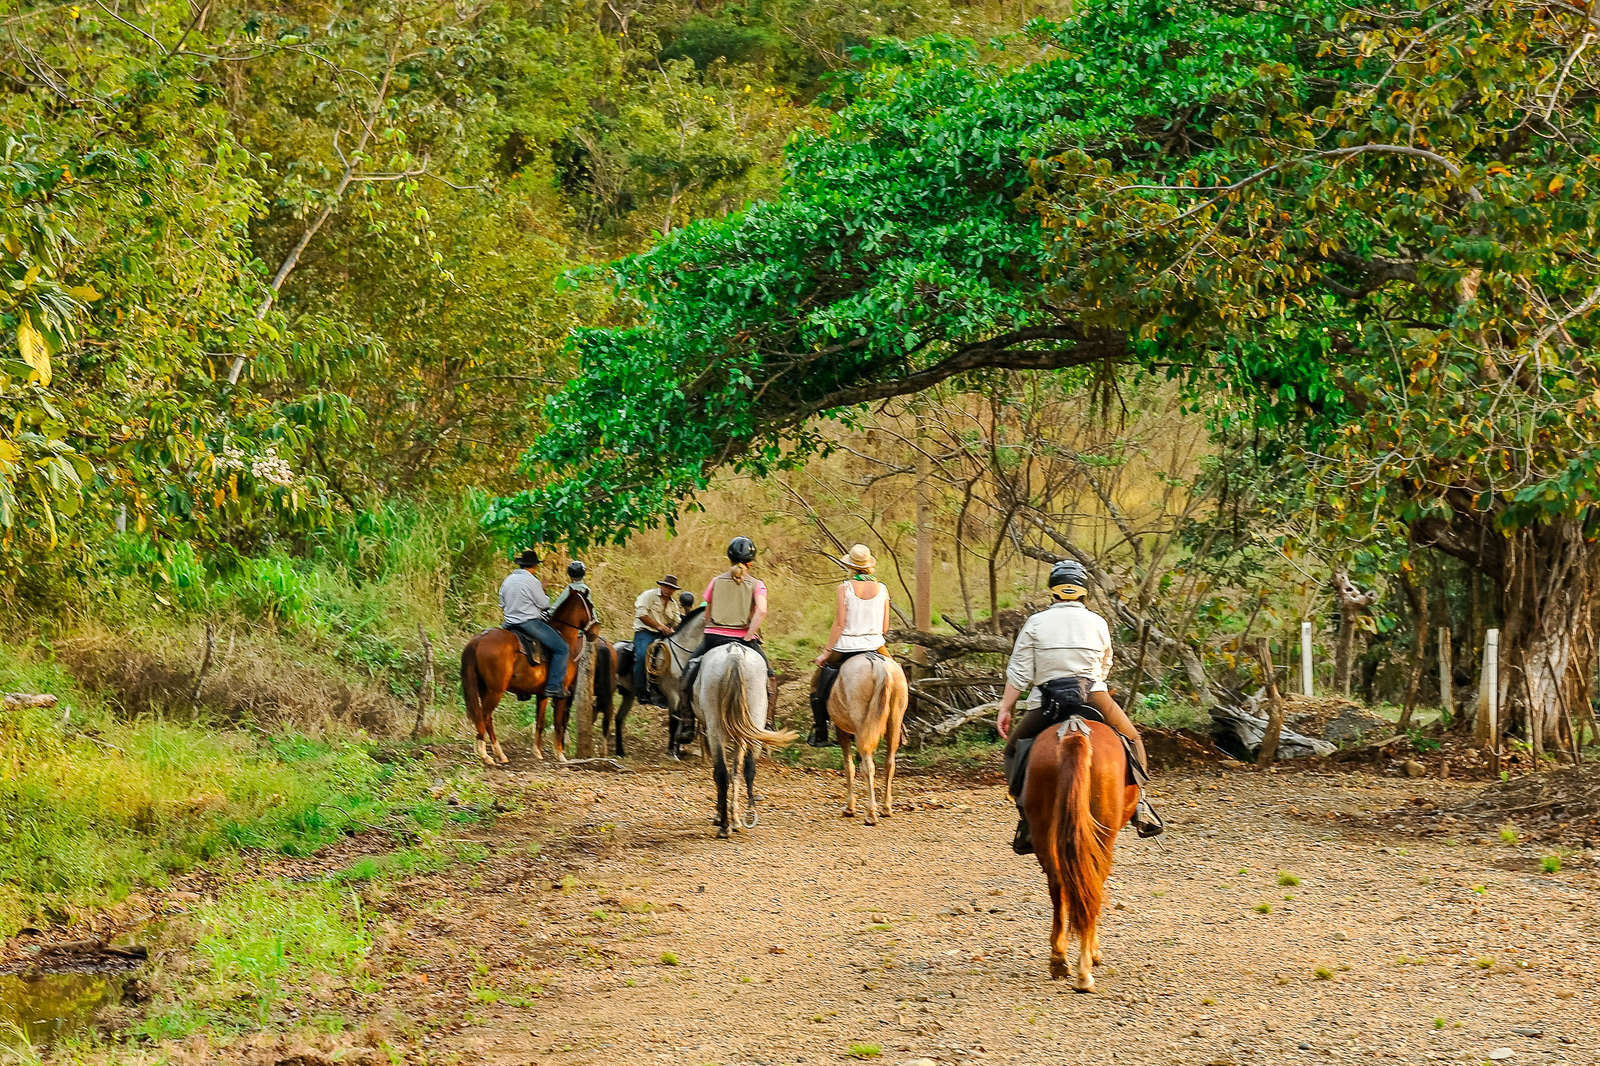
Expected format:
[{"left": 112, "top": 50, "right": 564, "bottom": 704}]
[
  {"left": 841, "top": 808, "right": 855, "bottom": 818},
  {"left": 716, "top": 827, "right": 731, "bottom": 839},
  {"left": 1049, "top": 958, "right": 1071, "bottom": 981},
  {"left": 1073, "top": 978, "right": 1095, "bottom": 993}
]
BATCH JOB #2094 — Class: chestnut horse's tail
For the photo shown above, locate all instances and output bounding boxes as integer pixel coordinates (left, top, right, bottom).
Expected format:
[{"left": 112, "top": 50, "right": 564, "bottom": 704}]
[
  {"left": 1056, "top": 731, "right": 1109, "bottom": 938},
  {"left": 461, "top": 642, "right": 483, "bottom": 730}
]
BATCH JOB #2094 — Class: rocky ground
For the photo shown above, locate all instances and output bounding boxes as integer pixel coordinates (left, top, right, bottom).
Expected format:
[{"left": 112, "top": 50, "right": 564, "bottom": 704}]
[
  {"left": 412, "top": 746, "right": 1598, "bottom": 1065},
  {"left": 13, "top": 712, "right": 1600, "bottom": 1066}
]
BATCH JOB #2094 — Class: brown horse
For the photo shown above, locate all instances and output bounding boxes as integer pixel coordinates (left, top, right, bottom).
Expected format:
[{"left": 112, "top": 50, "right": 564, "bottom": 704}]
[
  {"left": 1022, "top": 717, "right": 1138, "bottom": 990},
  {"left": 460, "top": 587, "right": 600, "bottom": 765}
]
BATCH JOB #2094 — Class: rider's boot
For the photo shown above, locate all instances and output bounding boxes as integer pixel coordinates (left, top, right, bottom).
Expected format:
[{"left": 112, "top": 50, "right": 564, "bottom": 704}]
[
  {"left": 675, "top": 659, "right": 702, "bottom": 745},
  {"left": 807, "top": 665, "right": 838, "bottom": 746},
  {"left": 1012, "top": 811, "right": 1034, "bottom": 855},
  {"left": 1132, "top": 790, "right": 1165, "bottom": 838}
]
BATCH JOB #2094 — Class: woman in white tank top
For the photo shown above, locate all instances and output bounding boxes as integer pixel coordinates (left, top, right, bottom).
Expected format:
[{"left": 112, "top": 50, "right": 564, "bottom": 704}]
[{"left": 807, "top": 544, "right": 893, "bottom": 746}]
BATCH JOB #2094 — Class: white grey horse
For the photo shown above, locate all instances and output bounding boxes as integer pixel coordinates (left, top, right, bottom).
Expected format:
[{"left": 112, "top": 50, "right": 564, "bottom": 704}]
[
  {"left": 694, "top": 642, "right": 796, "bottom": 838},
  {"left": 651, "top": 607, "right": 707, "bottom": 761}
]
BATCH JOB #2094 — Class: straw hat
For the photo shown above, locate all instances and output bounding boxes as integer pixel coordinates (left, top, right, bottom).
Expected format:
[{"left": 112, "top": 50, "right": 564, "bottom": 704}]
[{"left": 840, "top": 544, "right": 876, "bottom": 572}]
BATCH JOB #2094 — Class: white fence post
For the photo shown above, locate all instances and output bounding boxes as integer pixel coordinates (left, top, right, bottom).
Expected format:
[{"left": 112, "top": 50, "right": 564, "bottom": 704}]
[{"left": 1300, "top": 620, "right": 1314, "bottom": 697}]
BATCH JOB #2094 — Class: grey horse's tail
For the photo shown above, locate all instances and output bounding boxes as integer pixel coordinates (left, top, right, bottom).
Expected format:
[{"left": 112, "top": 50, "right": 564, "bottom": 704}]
[{"left": 721, "top": 648, "right": 798, "bottom": 750}]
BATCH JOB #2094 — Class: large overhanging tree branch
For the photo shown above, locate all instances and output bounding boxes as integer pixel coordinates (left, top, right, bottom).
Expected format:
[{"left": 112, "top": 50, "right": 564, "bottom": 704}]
[{"left": 487, "top": 2, "right": 1329, "bottom": 549}]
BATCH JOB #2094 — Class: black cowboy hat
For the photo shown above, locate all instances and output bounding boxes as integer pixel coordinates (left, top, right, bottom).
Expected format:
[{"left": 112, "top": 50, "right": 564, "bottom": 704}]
[
  {"left": 514, "top": 548, "right": 540, "bottom": 568},
  {"left": 657, "top": 574, "right": 682, "bottom": 590}
]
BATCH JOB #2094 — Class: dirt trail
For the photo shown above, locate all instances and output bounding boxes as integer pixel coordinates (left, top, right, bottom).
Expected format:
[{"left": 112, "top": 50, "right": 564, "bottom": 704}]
[{"left": 397, "top": 739, "right": 1599, "bottom": 1066}]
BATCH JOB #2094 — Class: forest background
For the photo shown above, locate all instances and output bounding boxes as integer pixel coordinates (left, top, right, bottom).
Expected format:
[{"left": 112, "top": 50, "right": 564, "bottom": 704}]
[{"left": 3, "top": 0, "right": 1599, "bottom": 976}]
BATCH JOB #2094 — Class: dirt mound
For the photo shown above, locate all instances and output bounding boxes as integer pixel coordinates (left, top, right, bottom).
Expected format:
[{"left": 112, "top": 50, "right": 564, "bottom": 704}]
[
  {"left": 1282, "top": 694, "right": 1395, "bottom": 745},
  {"left": 58, "top": 632, "right": 406, "bottom": 733},
  {"left": 1143, "top": 726, "right": 1226, "bottom": 770}
]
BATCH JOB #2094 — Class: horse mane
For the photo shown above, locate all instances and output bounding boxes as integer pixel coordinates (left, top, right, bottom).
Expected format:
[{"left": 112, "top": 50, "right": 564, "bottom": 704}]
[{"left": 674, "top": 605, "right": 707, "bottom": 633}]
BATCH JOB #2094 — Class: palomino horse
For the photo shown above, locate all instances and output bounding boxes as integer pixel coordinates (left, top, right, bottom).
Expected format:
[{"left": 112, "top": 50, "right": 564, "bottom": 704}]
[
  {"left": 595, "top": 607, "right": 706, "bottom": 759},
  {"left": 694, "top": 642, "right": 796, "bottom": 838},
  {"left": 827, "top": 653, "right": 909, "bottom": 824},
  {"left": 1023, "top": 717, "right": 1137, "bottom": 990},
  {"left": 459, "top": 587, "right": 600, "bottom": 765}
]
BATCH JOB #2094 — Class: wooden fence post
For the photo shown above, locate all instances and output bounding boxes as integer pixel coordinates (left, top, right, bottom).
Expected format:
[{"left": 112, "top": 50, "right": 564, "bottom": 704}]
[
  {"left": 191, "top": 623, "right": 215, "bottom": 704},
  {"left": 1476, "top": 628, "right": 1500, "bottom": 772},
  {"left": 1438, "top": 628, "right": 1453, "bottom": 727},
  {"left": 572, "top": 637, "right": 596, "bottom": 759},
  {"left": 412, "top": 623, "right": 434, "bottom": 740},
  {"left": 1300, "top": 621, "right": 1314, "bottom": 697},
  {"left": 1255, "top": 639, "right": 1285, "bottom": 766}
]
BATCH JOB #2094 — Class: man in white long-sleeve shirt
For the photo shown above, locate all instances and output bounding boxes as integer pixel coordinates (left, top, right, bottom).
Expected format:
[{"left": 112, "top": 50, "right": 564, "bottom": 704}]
[
  {"left": 995, "top": 559, "right": 1163, "bottom": 853},
  {"left": 499, "top": 549, "right": 570, "bottom": 698}
]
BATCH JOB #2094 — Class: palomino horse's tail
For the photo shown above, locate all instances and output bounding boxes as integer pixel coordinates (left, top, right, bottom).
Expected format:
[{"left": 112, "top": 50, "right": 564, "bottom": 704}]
[
  {"left": 720, "top": 650, "right": 798, "bottom": 750},
  {"left": 461, "top": 643, "right": 483, "bottom": 730},
  {"left": 1056, "top": 730, "right": 1110, "bottom": 938}
]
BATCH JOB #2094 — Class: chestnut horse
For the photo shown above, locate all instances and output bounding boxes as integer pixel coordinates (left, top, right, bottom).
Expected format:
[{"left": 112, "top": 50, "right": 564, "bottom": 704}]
[
  {"left": 1023, "top": 717, "right": 1137, "bottom": 990},
  {"left": 460, "top": 587, "right": 600, "bottom": 765}
]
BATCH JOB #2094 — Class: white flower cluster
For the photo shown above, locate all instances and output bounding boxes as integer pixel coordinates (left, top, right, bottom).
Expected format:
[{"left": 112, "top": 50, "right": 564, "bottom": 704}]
[
  {"left": 251, "top": 452, "right": 296, "bottom": 487},
  {"left": 216, "top": 446, "right": 248, "bottom": 472}
]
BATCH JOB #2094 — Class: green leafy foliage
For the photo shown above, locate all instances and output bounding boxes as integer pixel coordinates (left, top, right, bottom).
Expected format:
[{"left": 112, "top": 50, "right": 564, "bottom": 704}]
[{"left": 495, "top": 2, "right": 1320, "bottom": 548}]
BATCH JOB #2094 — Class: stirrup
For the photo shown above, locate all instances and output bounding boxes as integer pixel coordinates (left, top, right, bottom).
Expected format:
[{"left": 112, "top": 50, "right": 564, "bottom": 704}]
[{"left": 1133, "top": 798, "right": 1165, "bottom": 838}]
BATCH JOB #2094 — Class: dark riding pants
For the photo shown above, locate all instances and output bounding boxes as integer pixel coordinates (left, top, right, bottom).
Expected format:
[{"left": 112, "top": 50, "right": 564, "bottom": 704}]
[
  {"left": 507, "top": 619, "right": 570, "bottom": 695},
  {"left": 1004, "top": 688, "right": 1149, "bottom": 799},
  {"left": 678, "top": 635, "right": 772, "bottom": 744},
  {"left": 808, "top": 647, "right": 889, "bottom": 737}
]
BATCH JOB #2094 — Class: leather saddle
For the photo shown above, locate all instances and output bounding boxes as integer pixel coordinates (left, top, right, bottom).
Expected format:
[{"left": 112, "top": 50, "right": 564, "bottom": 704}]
[{"left": 502, "top": 626, "right": 546, "bottom": 668}]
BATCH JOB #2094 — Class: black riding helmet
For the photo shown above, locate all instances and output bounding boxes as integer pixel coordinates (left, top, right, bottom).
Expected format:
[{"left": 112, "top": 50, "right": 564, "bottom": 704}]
[
  {"left": 567, "top": 560, "right": 587, "bottom": 581},
  {"left": 727, "top": 536, "right": 756, "bottom": 564},
  {"left": 1048, "top": 559, "right": 1090, "bottom": 589}
]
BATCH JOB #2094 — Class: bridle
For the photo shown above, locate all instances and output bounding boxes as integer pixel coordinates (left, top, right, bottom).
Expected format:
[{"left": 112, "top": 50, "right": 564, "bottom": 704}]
[{"left": 546, "top": 591, "right": 597, "bottom": 637}]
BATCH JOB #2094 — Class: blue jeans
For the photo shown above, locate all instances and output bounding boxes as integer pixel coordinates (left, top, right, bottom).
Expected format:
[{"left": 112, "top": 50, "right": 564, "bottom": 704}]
[
  {"left": 632, "top": 631, "right": 660, "bottom": 698},
  {"left": 507, "top": 619, "right": 570, "bottom": 695}
]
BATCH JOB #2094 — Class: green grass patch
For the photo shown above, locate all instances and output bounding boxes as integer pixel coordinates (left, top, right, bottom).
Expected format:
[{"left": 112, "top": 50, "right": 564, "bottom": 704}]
[
  {"left": 0, "top": 651, "right": 486, "bottom": 939},
  {"left": 848, "top": 1044, "right": 883, "bottom": 1059},
  {"left": 133, "top": 878, "right": 376, "bottom": 1038},
  {"left": 1277, "top": 871, "right": 1300, "bottom": 886},
  {"left": 1540, "top": 853, "right": 1562, "bottom": 873}
]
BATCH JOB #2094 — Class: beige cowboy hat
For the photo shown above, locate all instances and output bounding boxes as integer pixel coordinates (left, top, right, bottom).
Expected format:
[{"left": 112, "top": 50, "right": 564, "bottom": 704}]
[
  {"left": 656, "top": 574, "right": 682, "bottom": 590},
  {"left": 840, "top": 544, "right": 876, "bottom": 572}
]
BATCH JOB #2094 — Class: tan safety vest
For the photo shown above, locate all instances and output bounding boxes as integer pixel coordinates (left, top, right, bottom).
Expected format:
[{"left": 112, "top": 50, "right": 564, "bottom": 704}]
[{"left": 707, "top": 572, "right": 757, "bottom": 630}]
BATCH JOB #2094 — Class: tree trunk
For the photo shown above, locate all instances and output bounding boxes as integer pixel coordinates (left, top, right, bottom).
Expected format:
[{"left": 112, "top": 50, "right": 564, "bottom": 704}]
[
  {"left": 1332, "top": 569, "right": 1378, "bottom": 697},
  {"left": 1499, "top": 519, "right": 1597, "bottom": 746}
]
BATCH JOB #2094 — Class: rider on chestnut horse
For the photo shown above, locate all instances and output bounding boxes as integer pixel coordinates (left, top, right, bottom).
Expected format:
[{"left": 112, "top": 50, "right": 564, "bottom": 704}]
[
  {"left": 499, "top": 548, "right": 570, "bottom": 698},
  {"left": 996, "top": 559, "right": 1165, "bottom": 854}
]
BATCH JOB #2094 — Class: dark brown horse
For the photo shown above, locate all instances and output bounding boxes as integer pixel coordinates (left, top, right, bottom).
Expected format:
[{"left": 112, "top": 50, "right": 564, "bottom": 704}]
[
  {"left": 460, "top": 587, "right": 600, "bottom": 765},
  {"left": 1022, "top": 717, "right": 1137, "bottom": 990}
]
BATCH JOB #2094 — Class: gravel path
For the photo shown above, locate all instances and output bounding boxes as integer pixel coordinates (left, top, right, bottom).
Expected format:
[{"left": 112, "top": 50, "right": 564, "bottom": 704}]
[{"left": 423, "top": 751, "right": 1599, "bottom": 1066}]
